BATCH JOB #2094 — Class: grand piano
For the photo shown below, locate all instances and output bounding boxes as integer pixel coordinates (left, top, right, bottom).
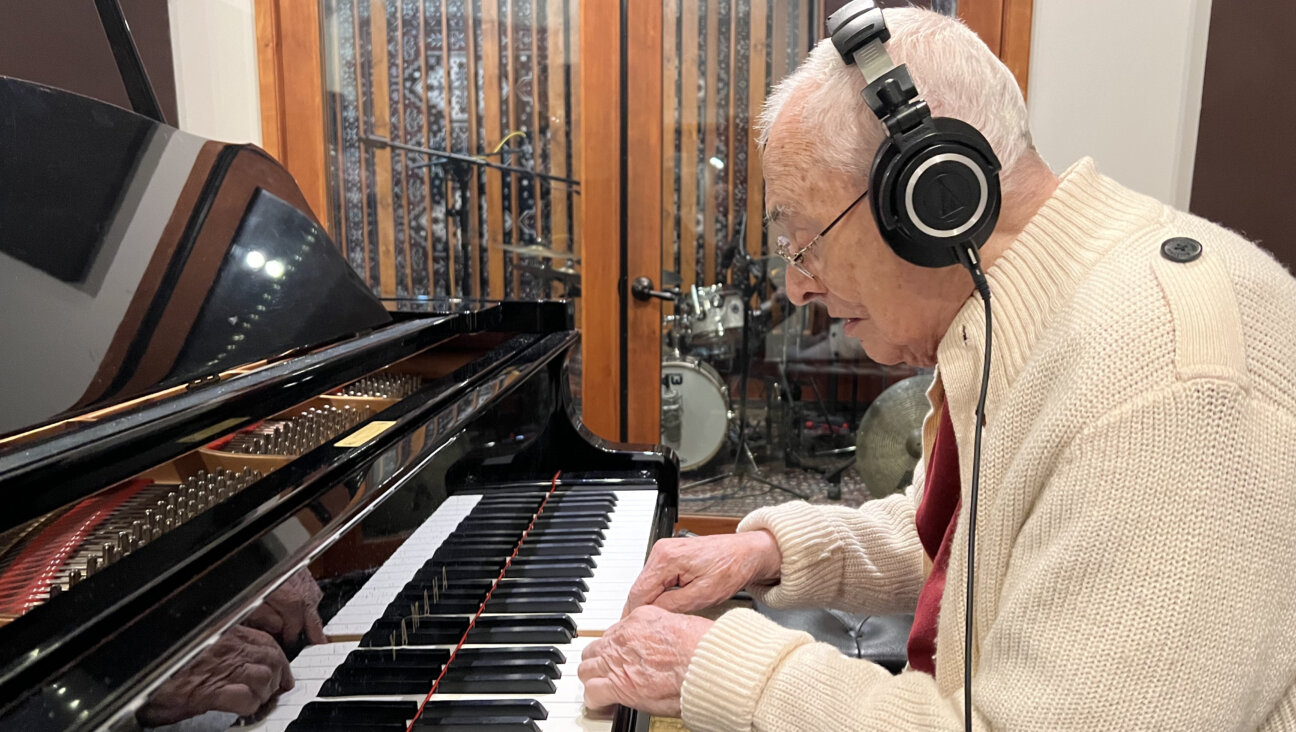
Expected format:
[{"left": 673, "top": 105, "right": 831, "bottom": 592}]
[{"left": 0, "top": 69, "right": 676, "bottom": 731}]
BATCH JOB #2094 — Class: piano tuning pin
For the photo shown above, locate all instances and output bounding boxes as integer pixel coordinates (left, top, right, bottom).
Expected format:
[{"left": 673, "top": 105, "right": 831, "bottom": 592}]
[
  {"left": 70, "top": 569, "right": 83, "bottom": 586},
  {"left": 132, "top": 520, "right": 143, "bottom": 541},
  {"left": 86, "top": 555, "right": 99, "bottom": 576},
  {"left": 389, "top": 630, "right": 396, "bottom": 649},
  {"left": 400, "top": 617, "right": 407, "bottom": 645},
  {"left": 432, "top": 582, "right": 439, "bottom": 606},
  {"left": 176, "top": 497, "right": 187, "bottom": 516},
  {"left": 117, "top": 531, "right": 129, "bottom": 552},
  {"left": 423, "top": 588, "right": 430, "bottom": 614},
  {"left": 411, "top": 603, "right": 419, "bottom": 629},
  {"left": 49, "top": 583, "right": 61, "bottom": 598},
  {"left": 442, "top": 565, "right": 448, "bottom": 590}
]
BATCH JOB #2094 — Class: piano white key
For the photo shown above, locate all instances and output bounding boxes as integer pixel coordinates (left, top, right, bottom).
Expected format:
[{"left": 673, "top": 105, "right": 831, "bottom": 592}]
[
  {"left": 323, "top": 494, "right": 481, "bottom": 636},
  {"left": 246, "top": 639, "right": 615, "bottom": 732},
  {"left": 256, "top": 488, "right": 659, "bottom": 731},
  {"left": 573, "top": 491, "right": 656, "bottom": 633}
]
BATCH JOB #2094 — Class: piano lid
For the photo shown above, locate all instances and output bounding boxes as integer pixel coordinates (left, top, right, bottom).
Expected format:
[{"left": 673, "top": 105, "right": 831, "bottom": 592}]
[{"left": 0, "top": 76, "right": 392, "bottom": 441}]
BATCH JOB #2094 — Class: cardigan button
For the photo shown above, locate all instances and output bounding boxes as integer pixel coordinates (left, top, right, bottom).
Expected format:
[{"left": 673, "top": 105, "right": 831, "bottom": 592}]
[{"left": 1161, "top": 237, "right": 1202, "bottom": 263}]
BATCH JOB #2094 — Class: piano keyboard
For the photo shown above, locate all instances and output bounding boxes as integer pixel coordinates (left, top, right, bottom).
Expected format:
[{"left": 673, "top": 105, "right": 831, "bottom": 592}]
[{"left": 244, "top": 487, "right": 658, "bottom": 731}]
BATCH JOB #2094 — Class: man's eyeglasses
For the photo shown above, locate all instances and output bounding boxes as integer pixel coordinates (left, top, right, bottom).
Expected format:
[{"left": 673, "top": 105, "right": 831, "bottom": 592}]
[{"left": 774, "top": 189, "right": 869, "bottom": 280}]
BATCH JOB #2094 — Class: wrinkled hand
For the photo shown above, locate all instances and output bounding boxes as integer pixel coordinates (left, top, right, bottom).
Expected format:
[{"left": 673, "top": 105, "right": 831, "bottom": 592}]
[
  {"left": 579, "top": 605, "right": 713, "bottom": 717},
  {"left": 136, "top": 625, "right": 293, "bottom": 727},
  {"left": 244, "top": 568, "right": 326, "bottom": 648},
  {"left": 622, "top": 531, "right": 781, "bottom": 616}
]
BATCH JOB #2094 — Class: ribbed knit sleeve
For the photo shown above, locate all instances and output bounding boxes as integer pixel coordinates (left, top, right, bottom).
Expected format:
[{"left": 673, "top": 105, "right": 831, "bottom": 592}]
[
  {"left": 736, "top": 493, "right": 926, "bottom": 615},
  {"left": 681, "top": 378, "right": 1296, "bottom": 731}
]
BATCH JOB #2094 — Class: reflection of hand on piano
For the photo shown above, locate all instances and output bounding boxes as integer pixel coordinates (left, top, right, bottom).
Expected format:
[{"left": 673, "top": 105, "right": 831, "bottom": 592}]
[
  {"left": 577, "top": 605, "right": 713, "bottom": 718},
  {"left": 244, "top": 568, "right": 327, "bottom": 649},
  {"left": 136, "top": 625, "right": 293, "bottom": 726}
]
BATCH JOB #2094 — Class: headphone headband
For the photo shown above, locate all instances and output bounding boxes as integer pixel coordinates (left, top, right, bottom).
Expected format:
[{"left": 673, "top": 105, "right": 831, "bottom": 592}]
[{"left": 824, "top": 0, "right": 1002, "bottom": 269}]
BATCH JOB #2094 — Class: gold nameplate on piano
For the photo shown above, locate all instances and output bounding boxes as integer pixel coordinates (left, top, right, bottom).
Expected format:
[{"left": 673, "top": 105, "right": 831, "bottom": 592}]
[{"left": 334, "top": 420, "right": 396, "bottom": 448}]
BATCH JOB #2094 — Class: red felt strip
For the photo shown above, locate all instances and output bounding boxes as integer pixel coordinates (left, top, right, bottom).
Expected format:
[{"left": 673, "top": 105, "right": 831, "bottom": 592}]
[{"left": 404, "top": 471, "right": 563, "bottom": 731}]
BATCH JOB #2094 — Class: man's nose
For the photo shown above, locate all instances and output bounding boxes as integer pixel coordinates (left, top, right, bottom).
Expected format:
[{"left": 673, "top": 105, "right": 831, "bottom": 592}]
[{"left": 784, "top": 264, "right": 824, "bottom": 306}]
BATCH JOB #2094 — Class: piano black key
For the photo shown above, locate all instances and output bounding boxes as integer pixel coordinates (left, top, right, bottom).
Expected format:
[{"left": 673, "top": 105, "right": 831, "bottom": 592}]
[
  {"left": 386, "top": 594, "right": 582, "bottom": 615},
  {"left": 405, "top": 699, "right": 548, "bottom": 720},
  {"left": 320, "top": 664, "right": 559, "bottom": 697},
  {"left": 341, "top": 646, "right": 566, "bottom": 668},
  {"left": 291, "top": 700, "right": 418, "bottom": 727},
  {"left": 287, "top": 720, "right": 405, "bottom": 732},
  {"left": 464, "top": 508, "right": 611, "bottom": 521},
  {"left": 433, "top": 671, "right": 557, "bottom": 694},
  {"left": 447, "top": 527, "right": 605, "bottom": 542},
  {"left": 395, "top": 578, "right": 587, "bottom": 600},
  {"left": 415, "top": 560, "right": 595, "bottom": 581},
  {"left": 364, "top": 614, "right": 576, "bottom": 646},
  {"left": 409, "top": 717, "right": 541, "bottom": 732},
  {"left": 424, "top": 555, "right": 596, "bottom": 571},
  {"left": 459, "top": 516, "right": 610, "bottom": 531},
  {"left": 381, "top": 590, "right": 580, "bottom": 614},
  {"left": 319, "top": 676, "right": 431, "bottom": 697}
]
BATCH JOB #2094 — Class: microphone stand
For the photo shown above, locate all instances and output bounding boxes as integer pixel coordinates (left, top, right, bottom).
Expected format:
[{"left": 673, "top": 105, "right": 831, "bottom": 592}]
[{"left": 684, "top": 220, "right": 807, "bottom": 500}]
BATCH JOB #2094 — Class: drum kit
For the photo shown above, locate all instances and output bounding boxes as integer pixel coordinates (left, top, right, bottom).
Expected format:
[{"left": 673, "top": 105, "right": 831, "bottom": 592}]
[{"left": 656, "top": 227, "right": 801, "bottom": 489}]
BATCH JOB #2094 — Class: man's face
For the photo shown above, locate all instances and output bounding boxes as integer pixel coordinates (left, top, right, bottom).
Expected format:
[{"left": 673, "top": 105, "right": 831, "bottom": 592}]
[{"left": 765, "top": 139, "right": 964, "bottom": 367}]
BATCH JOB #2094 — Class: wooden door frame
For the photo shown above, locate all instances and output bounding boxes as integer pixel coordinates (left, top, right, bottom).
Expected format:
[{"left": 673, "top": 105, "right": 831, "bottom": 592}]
[
  {"left": 960, "top": 0, "right": 1034, "bottom": 95},
  {"left": 254, "top": 0, "right": 666, "bottom": 445},
  {"left": 254, "top": 0, "right": 329, "bottom": 227},
  {"left": 579, "top": 0, "right": 663, "bottom": 445}
]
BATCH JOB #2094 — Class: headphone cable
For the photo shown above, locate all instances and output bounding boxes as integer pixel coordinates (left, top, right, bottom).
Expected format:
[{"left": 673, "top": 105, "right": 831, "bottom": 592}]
[{"left": 958, "top": 244, "right": 993, "bottom": 732}]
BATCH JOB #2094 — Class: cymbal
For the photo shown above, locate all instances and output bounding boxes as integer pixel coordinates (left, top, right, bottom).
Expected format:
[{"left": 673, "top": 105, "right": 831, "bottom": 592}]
[
  {"left": 514, "top": 260, "right": 582, "bottom": 284},
  {"left": 497, "top": 243, "right": 580, "bottom": 262}
]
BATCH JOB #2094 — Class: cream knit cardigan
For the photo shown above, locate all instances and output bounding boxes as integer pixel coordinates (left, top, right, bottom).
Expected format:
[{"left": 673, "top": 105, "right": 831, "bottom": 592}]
[{"left": 679, "top": 159, "right": 1296, "bottom": 731}]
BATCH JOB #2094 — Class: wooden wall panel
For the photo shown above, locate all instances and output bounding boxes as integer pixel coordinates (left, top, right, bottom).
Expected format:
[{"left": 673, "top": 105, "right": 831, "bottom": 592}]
[
  {"left": 578, "top": 0, "right": 620, "bottom": 440},
  {"left": 999, "top": 0, "right": 1033, "bottom": 98},
  {"left": 256, "top": 0, "right": 329, "bottom": 226},
  {"left": 626, "top": 0, "right": 664, "bottom": 443},
  {"left": 678, "top": 0, "right": 701, "bottom": 296}
]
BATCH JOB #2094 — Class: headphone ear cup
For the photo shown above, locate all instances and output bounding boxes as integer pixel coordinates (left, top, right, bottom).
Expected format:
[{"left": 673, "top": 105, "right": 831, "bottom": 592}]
[{"left": 868, "top": 117, "right": 1002, "bottom": 268}]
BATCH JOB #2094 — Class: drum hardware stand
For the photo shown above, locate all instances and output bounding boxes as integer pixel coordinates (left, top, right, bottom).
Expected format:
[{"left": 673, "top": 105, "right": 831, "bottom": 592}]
[{"left": 683, "top": 223, "right": 808, "bottom": 500}]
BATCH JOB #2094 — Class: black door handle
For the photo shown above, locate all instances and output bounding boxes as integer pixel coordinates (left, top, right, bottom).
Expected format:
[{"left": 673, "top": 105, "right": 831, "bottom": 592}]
[{"left": 630, "top": 276, "right": 678, "bottom": 302}]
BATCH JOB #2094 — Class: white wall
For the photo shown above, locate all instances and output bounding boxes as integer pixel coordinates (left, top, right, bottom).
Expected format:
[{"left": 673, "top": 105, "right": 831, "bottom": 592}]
[
  {"left": 1027, "top": 0, "right": 1213, "bottom": 208},
  {"left": 168, "top": 0, "right": 262, "bottom": 145}
]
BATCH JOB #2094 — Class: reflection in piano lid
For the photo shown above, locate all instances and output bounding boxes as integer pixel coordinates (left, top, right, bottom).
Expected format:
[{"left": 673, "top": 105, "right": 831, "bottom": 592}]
[{"left": 0, "top": 75, "right": 678, "bottom": 731}]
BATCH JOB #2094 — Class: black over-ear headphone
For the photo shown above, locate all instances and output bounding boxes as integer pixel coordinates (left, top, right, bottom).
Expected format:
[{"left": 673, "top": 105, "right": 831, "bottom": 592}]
[{"left": 827, "top": 0, "right": 1002, "bottom": 269}]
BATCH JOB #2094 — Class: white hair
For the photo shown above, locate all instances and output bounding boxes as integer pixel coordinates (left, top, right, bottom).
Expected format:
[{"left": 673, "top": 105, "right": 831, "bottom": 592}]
[{"left": 757, "top": 7, "right": 1033, "bottom": 194}]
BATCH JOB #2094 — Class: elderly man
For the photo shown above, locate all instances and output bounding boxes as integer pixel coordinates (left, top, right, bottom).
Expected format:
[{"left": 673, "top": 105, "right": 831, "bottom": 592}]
[{"left": 578, "top": 6, "right": 1296, "bottom": 730}]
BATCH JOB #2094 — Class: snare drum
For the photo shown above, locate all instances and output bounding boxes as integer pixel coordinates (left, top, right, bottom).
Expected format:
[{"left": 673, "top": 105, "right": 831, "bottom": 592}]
[{"left": 660, "top": 358, "right": 730, "bottom": 471}]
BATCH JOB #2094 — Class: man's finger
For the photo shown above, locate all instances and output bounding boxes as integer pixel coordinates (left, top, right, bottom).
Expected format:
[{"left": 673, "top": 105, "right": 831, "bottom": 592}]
[
  {"left": 622, "top": 567, "right": 679, "bottom": 617},
  {"left": 305, "top": 609, "right": 327, "bottom": 645},
  {"left": 241, "top": 628, "right": 294, "bottom": 691},
  {"left": 651, "top": 580, "right": 721, "bottom": 614},
  {"left": 237, "top": 663, "right": 277, "bottom": 703},
  {"left": 210, "top": 684, "right": 261, "bottom": 717},
  {"left": 577, "top": 654, "right": 610, "bottom": 684},
  {"left": 583, "top": 678, "right": 622, "bottom": 711}
]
